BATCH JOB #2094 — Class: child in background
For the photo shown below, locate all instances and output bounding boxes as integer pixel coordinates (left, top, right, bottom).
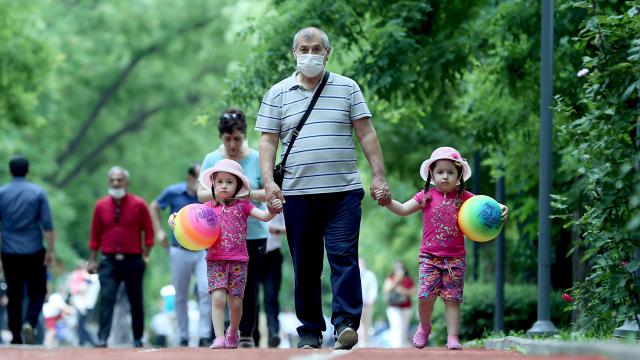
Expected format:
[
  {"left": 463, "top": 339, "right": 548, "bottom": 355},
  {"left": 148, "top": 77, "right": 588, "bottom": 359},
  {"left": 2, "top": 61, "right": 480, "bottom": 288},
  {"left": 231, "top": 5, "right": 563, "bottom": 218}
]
[
  {"left": 170, "top": 159, "right": 281, "bottom": 349},
  {"left": 69, "top": 261, "right": 98, "bottom": 347},
  {"left": 43, "top": 291, "right": 76, "bottom": 347},
  {"left": 377, "top": 147, "right": 507, "bottom": 350}
]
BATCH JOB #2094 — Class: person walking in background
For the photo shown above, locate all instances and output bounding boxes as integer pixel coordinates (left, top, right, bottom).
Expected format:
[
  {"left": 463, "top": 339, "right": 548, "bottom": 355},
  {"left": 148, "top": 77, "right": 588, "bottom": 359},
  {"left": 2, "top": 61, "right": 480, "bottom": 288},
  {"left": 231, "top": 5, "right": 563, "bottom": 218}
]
[
  {"left": 0, "top": 276, "right": 7, "bottom": 344},
  {"left": 383, "top": 260, "right": 414, "bottom": 348},
  {"left": 42, "top": 289, "right": 76, "bottom": 347},
  {"left": 254, "top": 212, "right": 286, "bottom": 348},
  {"left": 379, "top": 147, "right": 508, "bottom": 350},
  {"left": 150, "top": 284, "right": 178, "bottom": 347},
  {"left": 0, "top": 156, "right": 56, "bottom": 344},
  {"left": 256, "top": 26, "right": 391, "bottom": 350},
  {"left": 69, "top": 261, "right": 98, "bottom": 347},
  {"left": 87, "top": 166, "right": 154, "bottom": 348},
  {"left": 170, "top": 159, "right": 281, "bottom": 349},
  {"left": 109, "top": 284, "right": 133, "bottom": 346},
  {"left": 197, "top": 109, "right": 269, "bottom": 348},
  {"left": 150, "top": 164, "right": 212, "bottom": 347},
  {"left": 357, "top": 259, "right": 377, "bottom": 347}
]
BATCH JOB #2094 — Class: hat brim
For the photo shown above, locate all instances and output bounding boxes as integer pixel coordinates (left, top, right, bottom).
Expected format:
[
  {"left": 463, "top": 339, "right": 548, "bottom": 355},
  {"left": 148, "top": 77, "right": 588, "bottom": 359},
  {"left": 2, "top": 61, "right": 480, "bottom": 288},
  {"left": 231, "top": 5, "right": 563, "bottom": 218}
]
[
  {"left": 420, "top": 157, "right": 472, "bottom": 183},
  {"left": 200, "top": 167, "right": 251, "bottom": 198}
]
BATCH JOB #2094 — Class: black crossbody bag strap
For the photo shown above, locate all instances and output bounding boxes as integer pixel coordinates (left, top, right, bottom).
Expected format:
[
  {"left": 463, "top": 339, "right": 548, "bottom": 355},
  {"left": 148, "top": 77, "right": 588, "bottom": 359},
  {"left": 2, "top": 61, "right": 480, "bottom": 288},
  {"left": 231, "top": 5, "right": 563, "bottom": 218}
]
[{"left": 279, "top": 71, "right": 330, "bottom": 167}]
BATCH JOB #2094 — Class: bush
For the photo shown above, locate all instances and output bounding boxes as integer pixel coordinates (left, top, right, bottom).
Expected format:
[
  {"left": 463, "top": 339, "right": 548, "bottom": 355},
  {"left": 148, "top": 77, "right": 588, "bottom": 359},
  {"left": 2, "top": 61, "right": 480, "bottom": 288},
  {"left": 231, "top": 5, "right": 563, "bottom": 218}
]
[
  {"left": 555, "top": 1, "right": 640, "bottom": 335},
  {"left": 425, "top": 282, "right": 571, "bottom": 345}
]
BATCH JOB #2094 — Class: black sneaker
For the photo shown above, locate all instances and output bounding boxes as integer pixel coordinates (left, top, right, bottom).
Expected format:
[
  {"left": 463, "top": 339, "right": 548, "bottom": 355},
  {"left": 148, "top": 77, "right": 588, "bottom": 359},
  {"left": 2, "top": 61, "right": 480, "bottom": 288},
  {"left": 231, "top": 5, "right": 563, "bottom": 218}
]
[
  {"left": 96, "top": 339, "right": 108, "bottom": 348},
  {"left": 297, "top": 333, "right": 322, "bottom": 349},
  {"left": 133, "top": 339, "right": 143, "bottom": 348},
  {"left": 268, "top": 335, "right": 281, "bottom": 348},
  {"left": 238, "top": 336, "right": 255, "bottom": 348},
  {"left": 198, "top": 337, "right": 210, "bottom": 347},
  {"left": 334, "top": 324, "right": 358, "bottom": 350},
  {"left": 21, "top": 323, "right": 36, "bottom": 345},
  {"left": 179, "top": 339, "right": 189, "bottom": 347}
]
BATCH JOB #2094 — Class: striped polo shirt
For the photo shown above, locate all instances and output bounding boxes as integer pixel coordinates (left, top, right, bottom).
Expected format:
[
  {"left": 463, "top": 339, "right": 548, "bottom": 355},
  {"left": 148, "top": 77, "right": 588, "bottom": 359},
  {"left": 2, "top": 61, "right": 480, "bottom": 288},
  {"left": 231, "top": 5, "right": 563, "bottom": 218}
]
[{"left": 256, "top": 71, "right": 372, "bottom": 196}]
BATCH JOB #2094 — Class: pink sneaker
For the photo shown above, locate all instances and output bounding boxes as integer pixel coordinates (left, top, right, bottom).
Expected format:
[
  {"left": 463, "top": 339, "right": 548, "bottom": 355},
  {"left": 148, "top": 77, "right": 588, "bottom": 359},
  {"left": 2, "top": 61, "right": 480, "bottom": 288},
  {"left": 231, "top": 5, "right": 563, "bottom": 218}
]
[
  {"left": 224, "top": 328, "right": 239, "bottom": 349},
  {"left": 412, "top": 323, "right": 431, "bottom": 349},
  {"left": 209, "top": 336, "right": 225, "bottom": 349},
  {"left": 446, "top": 335, "right": 462, "bottom": 350}
]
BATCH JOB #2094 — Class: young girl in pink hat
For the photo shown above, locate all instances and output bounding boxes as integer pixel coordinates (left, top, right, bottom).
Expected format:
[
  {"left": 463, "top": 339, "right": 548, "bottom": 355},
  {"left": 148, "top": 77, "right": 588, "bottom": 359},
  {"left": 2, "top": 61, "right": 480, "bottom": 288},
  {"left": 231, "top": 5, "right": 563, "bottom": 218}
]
[
  {"left": 377, "top": 146, "right": 508, "bottom": 350},
  {"left": 169, "top": 159, "right": 281, "bottom": 349}
]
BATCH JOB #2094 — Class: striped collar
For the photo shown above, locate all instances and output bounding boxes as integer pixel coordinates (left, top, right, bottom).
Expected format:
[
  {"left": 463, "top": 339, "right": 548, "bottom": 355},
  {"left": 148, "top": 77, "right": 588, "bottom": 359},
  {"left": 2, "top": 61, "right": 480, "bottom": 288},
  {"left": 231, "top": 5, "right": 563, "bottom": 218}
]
[{"left": 287, "top": 70, "right": 332, "bottom": 91}]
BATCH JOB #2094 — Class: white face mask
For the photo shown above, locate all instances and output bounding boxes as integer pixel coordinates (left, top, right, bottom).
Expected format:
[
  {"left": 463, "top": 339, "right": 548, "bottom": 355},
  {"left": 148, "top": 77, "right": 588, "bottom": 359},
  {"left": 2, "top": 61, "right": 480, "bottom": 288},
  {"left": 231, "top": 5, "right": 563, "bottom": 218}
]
[
  {"left": 296, "top": 54, "right": 325, "bottom": 77},
  {"left": 108, "top": 187, "right": 126, "bottom": 199}
]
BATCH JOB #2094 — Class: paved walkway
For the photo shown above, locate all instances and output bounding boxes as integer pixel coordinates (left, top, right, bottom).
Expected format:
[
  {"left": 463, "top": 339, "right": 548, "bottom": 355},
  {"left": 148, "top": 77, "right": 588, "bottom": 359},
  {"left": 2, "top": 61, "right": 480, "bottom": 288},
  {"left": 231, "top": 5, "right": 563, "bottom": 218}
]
[{"left": 0, "top": 346, "right": 608, "bottom": 360}]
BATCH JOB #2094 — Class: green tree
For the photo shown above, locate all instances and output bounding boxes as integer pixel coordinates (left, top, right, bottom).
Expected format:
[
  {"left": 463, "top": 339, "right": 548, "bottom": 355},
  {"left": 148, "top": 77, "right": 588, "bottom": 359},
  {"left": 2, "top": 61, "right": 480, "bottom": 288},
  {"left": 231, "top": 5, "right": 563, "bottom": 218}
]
[
  {"left": 0, "top": 0, "right": 58, "bottom": 138},
  {"left": 0, "top": 0, "right": 64, "bottom": 268},
  {"left": 556, "top": 0, "right": 640, "bottom": 335},
  {"left": 450, "top": 0, "right": 592, "bottom": 286},
  {"left": 1, "top": 0, "right": 265, "bottom": 316}
]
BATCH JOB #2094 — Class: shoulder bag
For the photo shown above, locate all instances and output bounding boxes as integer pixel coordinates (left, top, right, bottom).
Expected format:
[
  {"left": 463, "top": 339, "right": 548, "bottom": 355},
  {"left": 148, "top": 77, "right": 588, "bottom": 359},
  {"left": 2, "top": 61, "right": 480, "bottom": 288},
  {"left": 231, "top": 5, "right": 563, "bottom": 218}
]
[{"left": 273, "top": 71, "right": 330, "bottom": 187}]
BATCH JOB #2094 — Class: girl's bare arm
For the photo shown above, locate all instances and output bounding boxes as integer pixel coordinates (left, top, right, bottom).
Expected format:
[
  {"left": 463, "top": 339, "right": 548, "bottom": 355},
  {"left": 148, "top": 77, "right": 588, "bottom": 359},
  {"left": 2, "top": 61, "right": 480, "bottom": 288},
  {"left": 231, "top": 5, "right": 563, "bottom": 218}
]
[
  {"left": 250, "top": 207, "right": 276, "bottom": 222},
  {"left": 250, "top": 199, "right": 282, "bottom": 222},
  {"left": 385, "top": 198, "right": 422, "bottom": 216}
]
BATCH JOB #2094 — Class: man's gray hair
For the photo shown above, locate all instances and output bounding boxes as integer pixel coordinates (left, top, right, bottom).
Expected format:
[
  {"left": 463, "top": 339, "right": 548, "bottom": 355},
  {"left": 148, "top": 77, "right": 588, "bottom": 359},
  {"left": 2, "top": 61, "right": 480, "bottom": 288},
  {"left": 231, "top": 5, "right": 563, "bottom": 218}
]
[
  {"left": 292, "top": 27, "right": 331, "bottom": 50},
  {"left": 108, "top": 166, "right": 130, "bottom": 180}
]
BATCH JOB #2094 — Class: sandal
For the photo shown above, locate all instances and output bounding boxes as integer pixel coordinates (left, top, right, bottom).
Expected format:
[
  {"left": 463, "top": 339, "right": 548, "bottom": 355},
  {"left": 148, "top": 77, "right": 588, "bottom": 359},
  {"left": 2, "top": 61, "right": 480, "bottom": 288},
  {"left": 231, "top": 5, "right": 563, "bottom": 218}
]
[
  {"left": 224, "top": 328, "right": 239, "bottom": 349},
  {"left": 446, "top": 335, "right": 462, "bottom": 350},
  {"left": 412, "top": 323, "right": 431, "bottom": 349},
  {"left": 209, "top": 336, "right": 225, "bottom": 349}
]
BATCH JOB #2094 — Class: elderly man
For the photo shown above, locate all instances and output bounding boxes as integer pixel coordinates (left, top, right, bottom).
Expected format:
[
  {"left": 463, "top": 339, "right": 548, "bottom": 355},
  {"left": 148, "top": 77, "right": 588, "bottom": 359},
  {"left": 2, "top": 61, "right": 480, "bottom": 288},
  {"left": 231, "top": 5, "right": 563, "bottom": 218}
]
[
  {"left": 256, "top": 27, "right": 391, "bottom": 350},
  {"left": 88, "top": 166, "right": 154, "bottom": 348},
  {"left": 0, "top": 156, "right": 55, "bottom": 344}
]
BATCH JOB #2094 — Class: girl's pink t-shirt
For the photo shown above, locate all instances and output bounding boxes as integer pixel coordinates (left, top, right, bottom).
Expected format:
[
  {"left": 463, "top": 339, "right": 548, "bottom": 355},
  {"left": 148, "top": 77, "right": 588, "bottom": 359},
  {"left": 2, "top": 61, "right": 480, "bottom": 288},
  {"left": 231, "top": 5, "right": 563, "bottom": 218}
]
[
  {"left": 205, "top": 199, "right": 255, "bottom": 262},
  {"left": 413, "top": 188, "right": 474, "bottom": 257}
]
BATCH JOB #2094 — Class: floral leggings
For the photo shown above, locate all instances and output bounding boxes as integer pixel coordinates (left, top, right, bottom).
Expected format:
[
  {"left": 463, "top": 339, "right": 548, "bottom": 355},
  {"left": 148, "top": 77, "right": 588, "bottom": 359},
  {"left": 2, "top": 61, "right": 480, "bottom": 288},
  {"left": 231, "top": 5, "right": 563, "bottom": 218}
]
[
  {"left": 418, "top": 254, "right": 466, "bottom": 302},
  {"left": 207, "top": 260, "right": 248, "bottom": 298}
]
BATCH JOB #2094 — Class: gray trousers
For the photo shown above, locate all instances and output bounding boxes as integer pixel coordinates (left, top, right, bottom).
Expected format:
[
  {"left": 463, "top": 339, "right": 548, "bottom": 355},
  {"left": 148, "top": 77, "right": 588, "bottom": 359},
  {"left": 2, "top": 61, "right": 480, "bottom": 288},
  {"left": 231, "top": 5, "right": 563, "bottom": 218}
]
[{"left": 169, "top": 246, "right": 211, "bottom": 341}]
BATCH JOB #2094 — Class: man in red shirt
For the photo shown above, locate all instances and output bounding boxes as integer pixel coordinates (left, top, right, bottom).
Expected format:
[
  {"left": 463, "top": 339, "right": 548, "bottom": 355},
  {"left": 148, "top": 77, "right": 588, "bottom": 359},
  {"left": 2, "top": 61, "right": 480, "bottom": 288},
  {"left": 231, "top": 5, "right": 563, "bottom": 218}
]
[{"left": 87, "top": 166, "right": 154, "bottom": 348}]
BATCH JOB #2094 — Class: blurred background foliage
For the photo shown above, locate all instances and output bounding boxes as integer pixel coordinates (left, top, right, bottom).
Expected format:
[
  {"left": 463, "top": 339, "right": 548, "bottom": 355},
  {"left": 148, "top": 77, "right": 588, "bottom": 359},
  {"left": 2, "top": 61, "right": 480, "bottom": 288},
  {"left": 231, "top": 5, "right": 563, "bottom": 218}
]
[{"left": 1, "top": 0, "right": 637, "bottom": 339}]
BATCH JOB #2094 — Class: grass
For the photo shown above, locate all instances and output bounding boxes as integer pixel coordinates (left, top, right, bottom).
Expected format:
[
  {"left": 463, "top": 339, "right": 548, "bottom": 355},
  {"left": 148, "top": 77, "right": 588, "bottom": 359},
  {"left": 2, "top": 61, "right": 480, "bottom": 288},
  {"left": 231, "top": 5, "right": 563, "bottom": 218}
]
[{"left": 465, "top": 328, "right": 639, "bottom": 354}]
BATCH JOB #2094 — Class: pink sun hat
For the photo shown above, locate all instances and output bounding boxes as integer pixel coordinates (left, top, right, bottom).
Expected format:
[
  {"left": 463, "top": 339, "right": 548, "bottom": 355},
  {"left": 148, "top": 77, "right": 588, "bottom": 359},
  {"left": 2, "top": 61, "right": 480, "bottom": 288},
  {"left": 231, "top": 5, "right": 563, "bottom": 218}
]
[
  {"left": 419, "top": 146, "right": 472, "bottom": 183},
  {"left": 200, "top": 159, "right": 251, "bottom": 197}
]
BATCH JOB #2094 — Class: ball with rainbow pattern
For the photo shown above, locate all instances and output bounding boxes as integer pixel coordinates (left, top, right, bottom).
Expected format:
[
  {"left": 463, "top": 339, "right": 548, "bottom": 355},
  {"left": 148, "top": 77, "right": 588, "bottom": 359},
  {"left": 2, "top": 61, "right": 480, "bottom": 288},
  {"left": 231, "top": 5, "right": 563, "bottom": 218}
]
[
  {"left": 173, "top": 203, "right": 221, "bottom": 251},
  {"left": 458, "top": 195, "right": 503, "bottom": 242}
]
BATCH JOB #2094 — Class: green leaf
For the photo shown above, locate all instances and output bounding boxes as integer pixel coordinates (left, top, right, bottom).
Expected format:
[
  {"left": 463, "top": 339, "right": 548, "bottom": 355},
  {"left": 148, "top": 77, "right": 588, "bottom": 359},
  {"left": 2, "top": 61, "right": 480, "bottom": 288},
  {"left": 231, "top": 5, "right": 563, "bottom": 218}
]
[
  {"left": 624, "top": 258, "right": 640, "bottom": 273},
  {"left": 621, "top": 81, "right": 638, "bottom": 100}
]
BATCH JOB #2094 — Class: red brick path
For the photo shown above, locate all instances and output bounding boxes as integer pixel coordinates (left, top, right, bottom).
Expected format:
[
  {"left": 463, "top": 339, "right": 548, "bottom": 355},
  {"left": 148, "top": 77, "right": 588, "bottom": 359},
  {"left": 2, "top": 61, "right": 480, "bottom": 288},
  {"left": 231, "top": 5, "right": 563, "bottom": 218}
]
[{"left": 0, "top": 347, "right": 607, "bottom": 360}]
